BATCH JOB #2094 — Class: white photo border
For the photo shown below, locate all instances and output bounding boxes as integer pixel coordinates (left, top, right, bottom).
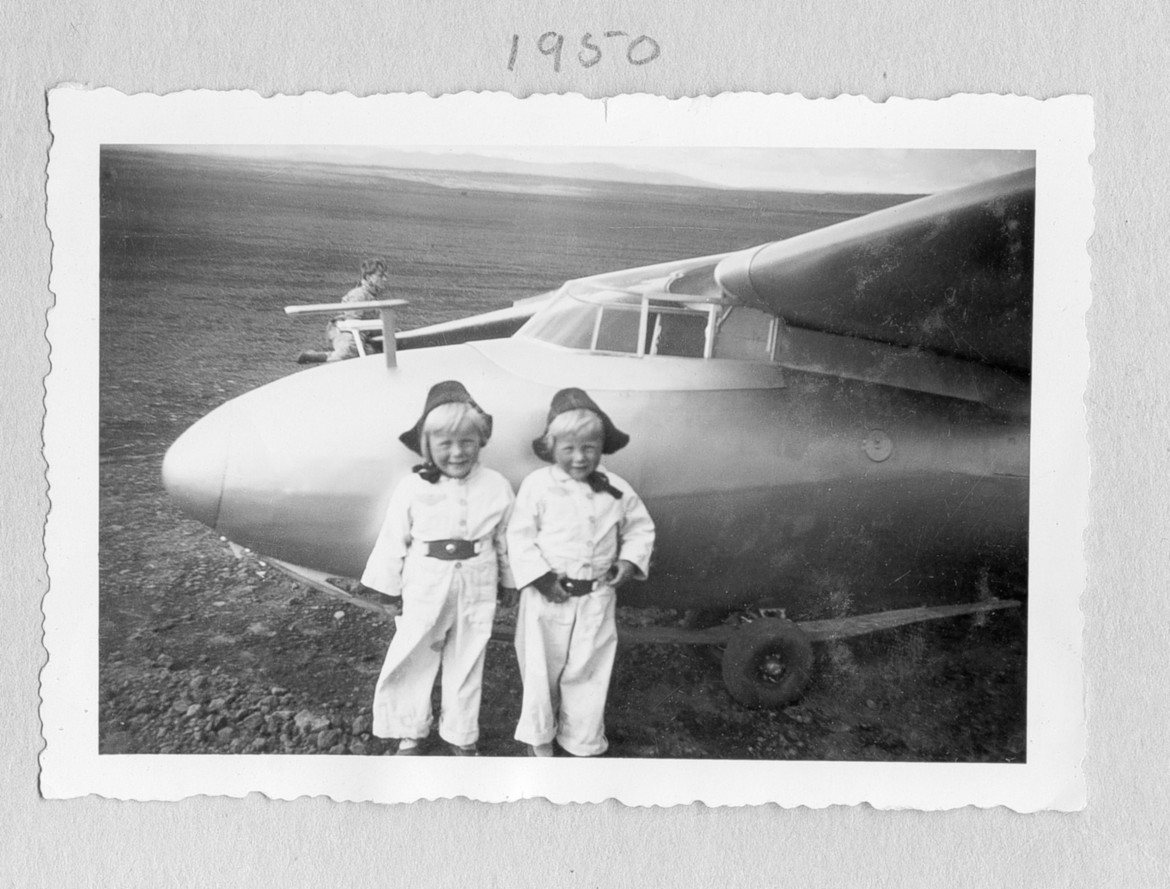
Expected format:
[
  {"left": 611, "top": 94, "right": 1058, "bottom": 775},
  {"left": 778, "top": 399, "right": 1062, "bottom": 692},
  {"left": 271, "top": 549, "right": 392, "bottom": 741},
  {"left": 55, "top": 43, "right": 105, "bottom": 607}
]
[{"left": 42, "top": 89, "right": 1092, "bottom": 809}]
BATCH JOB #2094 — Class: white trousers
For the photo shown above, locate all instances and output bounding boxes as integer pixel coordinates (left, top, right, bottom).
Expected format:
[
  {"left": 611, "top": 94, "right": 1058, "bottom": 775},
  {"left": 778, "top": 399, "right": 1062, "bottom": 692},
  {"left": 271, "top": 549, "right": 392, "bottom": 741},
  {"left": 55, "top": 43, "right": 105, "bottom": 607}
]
[
  {"left": 513, "top": 585, "right": 618, "bottom": 756},
  {"left": 371, "top": 557, "right": 496, "bottom": 746}
]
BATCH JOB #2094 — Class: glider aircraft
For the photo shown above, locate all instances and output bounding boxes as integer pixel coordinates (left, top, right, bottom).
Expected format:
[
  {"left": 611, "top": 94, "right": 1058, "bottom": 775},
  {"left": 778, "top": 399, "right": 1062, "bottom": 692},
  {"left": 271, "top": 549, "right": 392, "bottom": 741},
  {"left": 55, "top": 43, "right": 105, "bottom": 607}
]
[{"left": 163, "top": 168, "right": 1033, "bottom": 707}]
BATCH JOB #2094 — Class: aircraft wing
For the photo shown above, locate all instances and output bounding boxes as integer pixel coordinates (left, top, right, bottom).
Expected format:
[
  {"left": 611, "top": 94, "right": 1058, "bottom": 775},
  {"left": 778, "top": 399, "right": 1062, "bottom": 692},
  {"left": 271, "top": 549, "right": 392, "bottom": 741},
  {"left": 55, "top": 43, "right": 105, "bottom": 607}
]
[
  {"left": 714, "top": 169, "right": 1035, "bottom": 374},
  {"left": 395, "top": 299, "right": 548, "bottom": 349}
]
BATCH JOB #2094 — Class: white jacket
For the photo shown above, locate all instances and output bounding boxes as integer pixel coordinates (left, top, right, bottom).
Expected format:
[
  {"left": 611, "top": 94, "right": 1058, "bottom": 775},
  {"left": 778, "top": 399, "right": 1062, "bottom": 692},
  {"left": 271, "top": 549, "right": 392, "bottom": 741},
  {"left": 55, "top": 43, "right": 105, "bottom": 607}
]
[
  {"left": 507, "top": 464, "right": 655, "bottom": 589},
  {"left": 361, "top": 463, "right": 515, "bottom": 597}
]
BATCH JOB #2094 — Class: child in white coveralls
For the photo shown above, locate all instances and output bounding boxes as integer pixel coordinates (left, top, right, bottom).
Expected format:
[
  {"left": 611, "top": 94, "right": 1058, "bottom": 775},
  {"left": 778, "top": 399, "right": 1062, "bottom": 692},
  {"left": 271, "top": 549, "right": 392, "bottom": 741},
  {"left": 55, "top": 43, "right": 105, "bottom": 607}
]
[
  {"left": 361, "top": 381, "right": 516, "bottom": 755},
  {"left": 508, "top": 388, "right": 655, "bottom": 757}
]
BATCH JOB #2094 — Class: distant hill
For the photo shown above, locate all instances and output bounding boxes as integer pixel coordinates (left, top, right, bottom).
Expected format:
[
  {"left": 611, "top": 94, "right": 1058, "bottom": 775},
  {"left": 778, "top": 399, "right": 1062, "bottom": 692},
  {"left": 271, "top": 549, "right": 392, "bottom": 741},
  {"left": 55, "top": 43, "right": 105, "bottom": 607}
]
[
  {"left": 107, "top": 147, "right": 922, "bottom": 213},
  {"left": 324, "top": 149, "right": 719, "bottom": 191}
]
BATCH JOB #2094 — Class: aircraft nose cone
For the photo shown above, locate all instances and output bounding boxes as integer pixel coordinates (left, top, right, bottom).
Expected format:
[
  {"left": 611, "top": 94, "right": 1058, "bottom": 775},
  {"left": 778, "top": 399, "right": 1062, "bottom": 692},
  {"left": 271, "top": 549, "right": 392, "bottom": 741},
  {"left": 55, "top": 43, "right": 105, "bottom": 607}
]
[{"left": 162, "top": 404, "right": 231, "bottom": 529}]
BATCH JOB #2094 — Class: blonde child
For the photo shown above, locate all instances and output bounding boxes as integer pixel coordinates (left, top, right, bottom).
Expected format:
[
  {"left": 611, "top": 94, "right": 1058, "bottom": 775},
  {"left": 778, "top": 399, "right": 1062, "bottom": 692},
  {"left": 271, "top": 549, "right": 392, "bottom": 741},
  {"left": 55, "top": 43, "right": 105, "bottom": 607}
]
[
  {"left": 508, "top": 388, "right": 655, "bottom": 757},
  {"left": 361, "top": 381, "right": 516, "bottom": 755}
]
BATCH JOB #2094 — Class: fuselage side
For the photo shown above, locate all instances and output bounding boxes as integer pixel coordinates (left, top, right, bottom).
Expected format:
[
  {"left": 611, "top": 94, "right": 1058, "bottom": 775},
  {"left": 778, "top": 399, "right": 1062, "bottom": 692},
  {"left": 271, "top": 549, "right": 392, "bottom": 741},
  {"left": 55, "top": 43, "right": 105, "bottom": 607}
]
[{"left": 163, "top": 338, "right": 1028, "bottom": 619}]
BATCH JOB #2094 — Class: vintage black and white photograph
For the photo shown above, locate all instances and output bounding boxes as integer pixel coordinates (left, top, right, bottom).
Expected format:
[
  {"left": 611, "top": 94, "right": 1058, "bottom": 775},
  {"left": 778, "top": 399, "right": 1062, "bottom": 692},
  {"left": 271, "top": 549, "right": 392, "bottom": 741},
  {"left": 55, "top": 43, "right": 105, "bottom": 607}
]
[{"left": 43, "top": 91, "right": 1090, "bottom": 807}]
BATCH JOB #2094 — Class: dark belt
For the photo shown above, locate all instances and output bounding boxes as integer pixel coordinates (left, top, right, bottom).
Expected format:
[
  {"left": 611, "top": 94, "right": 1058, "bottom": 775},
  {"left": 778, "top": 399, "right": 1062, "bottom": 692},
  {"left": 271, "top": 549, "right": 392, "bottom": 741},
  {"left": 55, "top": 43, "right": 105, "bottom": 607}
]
[
  {"left": 560, "top": 577, "right": 600, "bottom": 596},
  {"left": 425, "top": 539, "right": 478, "bottom": 560}
]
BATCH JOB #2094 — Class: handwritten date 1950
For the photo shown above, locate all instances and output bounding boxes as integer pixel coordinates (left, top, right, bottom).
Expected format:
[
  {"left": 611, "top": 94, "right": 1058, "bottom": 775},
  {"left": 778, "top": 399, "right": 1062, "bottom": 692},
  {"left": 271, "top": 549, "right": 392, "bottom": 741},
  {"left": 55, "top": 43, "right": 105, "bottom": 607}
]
[{"left": 507, "top": 31, "right": 662, "bottom": 72}]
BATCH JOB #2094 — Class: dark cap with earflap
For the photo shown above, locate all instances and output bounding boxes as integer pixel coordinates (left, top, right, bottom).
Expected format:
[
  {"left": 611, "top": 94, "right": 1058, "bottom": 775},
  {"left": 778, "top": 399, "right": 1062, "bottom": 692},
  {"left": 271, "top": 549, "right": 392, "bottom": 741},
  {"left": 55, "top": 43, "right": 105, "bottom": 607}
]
[
  {"left": 531, "top": 387, "right": 629, "bottom": 463},
  {"left": 399, "top": 380, "right": 493, "bottom": 456}
]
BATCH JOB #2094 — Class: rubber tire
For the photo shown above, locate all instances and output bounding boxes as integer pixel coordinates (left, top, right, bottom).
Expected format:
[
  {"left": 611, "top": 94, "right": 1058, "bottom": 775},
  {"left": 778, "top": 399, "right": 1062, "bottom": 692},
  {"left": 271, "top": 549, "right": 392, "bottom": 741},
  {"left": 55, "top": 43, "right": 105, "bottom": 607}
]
[{"left": 721, "top": 618, "right": 814, "bottom": 708}]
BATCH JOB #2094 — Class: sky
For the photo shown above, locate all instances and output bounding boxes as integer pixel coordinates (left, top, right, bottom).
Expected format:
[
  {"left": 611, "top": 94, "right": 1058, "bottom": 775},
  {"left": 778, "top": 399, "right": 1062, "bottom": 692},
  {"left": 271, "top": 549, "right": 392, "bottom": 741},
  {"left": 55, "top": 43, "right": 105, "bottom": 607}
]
[
  {"left": 156, "top": 145, "right": 1035, "bottom": 194},
  {"left": 449, "top": 146, "right": 1036, "bottom": 193}
]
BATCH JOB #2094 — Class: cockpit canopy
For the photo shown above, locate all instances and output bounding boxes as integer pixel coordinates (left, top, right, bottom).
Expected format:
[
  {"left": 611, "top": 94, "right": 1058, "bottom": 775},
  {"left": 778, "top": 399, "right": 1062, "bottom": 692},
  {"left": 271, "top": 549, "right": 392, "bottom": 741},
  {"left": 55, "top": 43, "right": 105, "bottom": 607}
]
[{"left": 516, "top": 276, "right": 780, "bottom": 363}]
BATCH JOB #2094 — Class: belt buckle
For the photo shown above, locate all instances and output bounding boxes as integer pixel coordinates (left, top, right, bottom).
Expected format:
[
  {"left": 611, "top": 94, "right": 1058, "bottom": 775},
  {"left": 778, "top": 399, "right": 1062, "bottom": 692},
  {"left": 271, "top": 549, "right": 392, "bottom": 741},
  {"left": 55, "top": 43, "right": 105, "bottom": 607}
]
[
  {"left": 427, "top": 539, "right": 473, "bottom": 560},
  {"left": 564, "top": 577, "right": 595, "bottom": 596}
]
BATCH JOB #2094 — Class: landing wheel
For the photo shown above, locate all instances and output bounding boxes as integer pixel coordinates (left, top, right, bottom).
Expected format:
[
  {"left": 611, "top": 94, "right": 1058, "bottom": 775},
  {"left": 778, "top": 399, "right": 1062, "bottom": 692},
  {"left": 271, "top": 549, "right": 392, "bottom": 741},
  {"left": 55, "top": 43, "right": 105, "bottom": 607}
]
[{"left": 721, "top": 618, "right": 814, "bottom": 708}]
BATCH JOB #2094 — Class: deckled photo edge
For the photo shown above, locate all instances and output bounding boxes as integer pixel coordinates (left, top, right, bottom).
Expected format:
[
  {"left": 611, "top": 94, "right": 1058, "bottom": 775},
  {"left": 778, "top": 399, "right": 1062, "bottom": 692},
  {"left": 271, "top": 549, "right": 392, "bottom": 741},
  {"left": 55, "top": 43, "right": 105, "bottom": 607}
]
[{"left": 42, "top": 90, "right": 1091, "bottom": 810}]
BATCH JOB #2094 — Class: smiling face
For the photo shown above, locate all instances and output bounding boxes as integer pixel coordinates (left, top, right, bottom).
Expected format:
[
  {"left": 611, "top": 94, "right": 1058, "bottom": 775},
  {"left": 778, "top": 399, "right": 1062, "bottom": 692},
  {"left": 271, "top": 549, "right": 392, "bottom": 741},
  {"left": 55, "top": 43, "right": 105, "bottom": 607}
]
[
  {"left": 427, "top": 426, "right": 482, "bottom": 479},
  {"left": 420, "top": 402, "right": 489, "bottom": 479}
]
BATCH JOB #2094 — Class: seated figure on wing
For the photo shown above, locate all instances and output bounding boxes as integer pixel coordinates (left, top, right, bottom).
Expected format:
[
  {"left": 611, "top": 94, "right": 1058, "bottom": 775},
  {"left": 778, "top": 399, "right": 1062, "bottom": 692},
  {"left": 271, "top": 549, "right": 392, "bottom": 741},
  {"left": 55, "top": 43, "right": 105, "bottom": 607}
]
[{"left": 297, "top": 258, "right": 390, "bottom": 364}]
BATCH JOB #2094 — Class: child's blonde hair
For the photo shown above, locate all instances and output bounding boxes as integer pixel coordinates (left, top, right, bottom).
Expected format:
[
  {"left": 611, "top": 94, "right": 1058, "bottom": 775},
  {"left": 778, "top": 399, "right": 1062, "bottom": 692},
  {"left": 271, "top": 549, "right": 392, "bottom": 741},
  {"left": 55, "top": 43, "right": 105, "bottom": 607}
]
[
  {"left": 542, "top": 408, "right": 604, "bottom": 454},
  {"left": 421, "top": 402, "right": 491, "bottom": 462}
]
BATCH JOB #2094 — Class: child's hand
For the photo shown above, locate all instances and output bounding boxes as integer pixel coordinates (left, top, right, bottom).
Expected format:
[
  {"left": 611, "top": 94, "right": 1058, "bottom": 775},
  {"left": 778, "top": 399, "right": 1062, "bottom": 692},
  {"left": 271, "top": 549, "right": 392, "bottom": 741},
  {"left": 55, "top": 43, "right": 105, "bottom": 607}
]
[
  {"left": 522, "top": 582, "right": 567, "bottom": 604},
  {"left": 605, "top": 560, "right": 636, "bottom": 588},
  {"left": 524, "top": 582, "right": 563, "bottom": 603},
  {"left": 530, "top": 572, "right": 571, "bottom": 604},
  {"left": 498, "top": 586, "right": 519, "bottom": 608},
  {"left": 544, "top": 578, "right": 572, "bottom": 604}
]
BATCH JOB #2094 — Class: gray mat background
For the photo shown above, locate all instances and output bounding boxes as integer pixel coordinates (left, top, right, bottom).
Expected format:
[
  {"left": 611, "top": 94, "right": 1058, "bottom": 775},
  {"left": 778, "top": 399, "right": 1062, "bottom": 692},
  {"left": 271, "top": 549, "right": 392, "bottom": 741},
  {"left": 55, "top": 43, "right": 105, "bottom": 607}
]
[{"left": 6, "top": 1, "right": 1165, "bottom": 885}]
